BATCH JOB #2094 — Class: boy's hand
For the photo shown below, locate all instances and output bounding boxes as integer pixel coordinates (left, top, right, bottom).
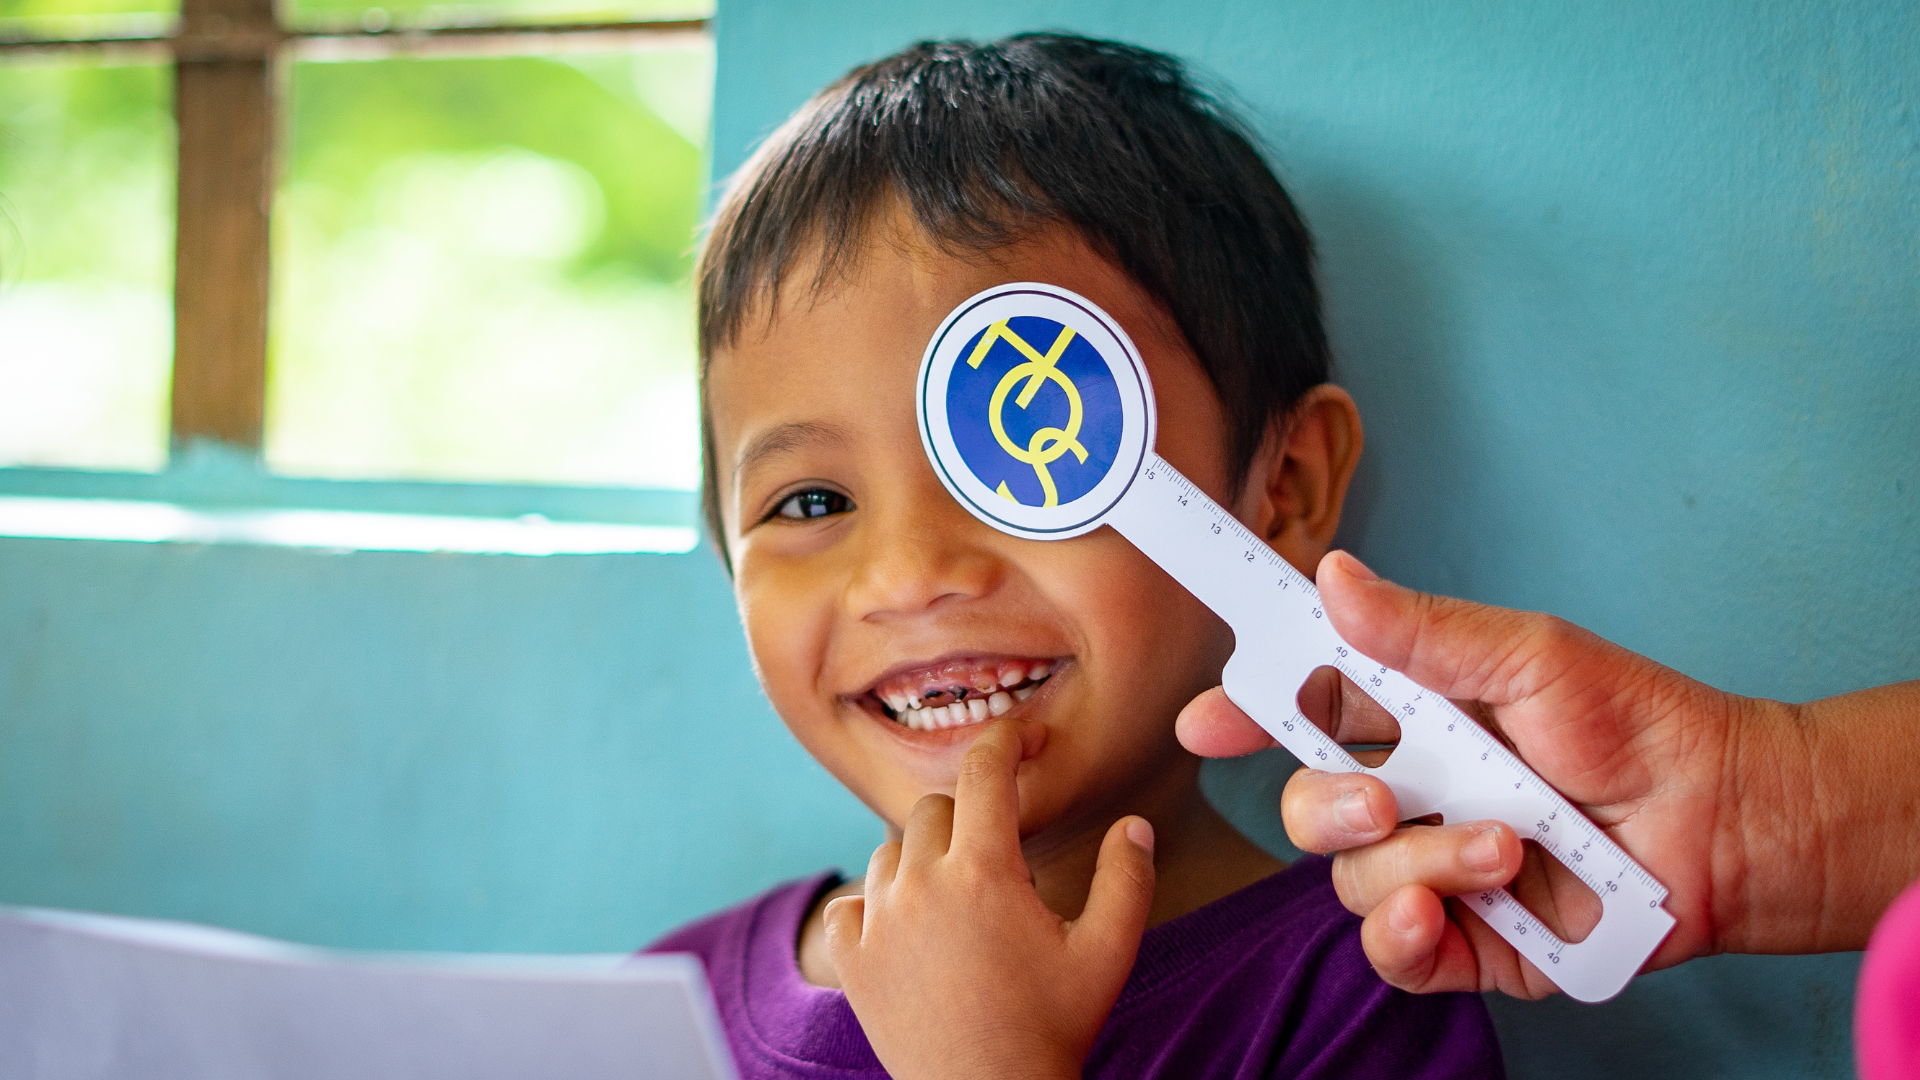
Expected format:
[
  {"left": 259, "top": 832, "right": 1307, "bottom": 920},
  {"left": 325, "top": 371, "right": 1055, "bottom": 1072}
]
[
  {"left": 824, "top": 721, "right": 1156, "bottom": 1080},
  {"left": 1180, "top": 551, "right": 1920, "bottom": 999}
]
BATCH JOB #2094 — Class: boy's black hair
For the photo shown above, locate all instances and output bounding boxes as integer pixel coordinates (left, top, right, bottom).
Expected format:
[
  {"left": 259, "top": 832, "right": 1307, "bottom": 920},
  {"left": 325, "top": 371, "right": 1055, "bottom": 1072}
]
[{"left": 698, "top": 32, "right": 1328, "bottom": 552}]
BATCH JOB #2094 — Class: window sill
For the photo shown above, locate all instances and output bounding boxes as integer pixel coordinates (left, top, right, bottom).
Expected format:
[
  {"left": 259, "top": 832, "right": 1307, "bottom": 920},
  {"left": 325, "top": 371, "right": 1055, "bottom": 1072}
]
[{"left": 0, "top": 449, "right": 699, "bottom": 556}]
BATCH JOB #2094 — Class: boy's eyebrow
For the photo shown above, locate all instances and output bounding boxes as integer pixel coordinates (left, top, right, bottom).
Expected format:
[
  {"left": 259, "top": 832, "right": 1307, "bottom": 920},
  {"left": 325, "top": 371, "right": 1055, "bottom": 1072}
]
[{"left": 733, "top": 421, "right": 850, "bottom": 481}]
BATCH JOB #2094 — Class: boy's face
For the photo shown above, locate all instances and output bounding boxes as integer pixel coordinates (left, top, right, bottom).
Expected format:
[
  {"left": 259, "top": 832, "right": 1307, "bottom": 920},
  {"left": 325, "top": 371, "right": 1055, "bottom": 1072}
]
[{"left": 707, "top": 220, "right": 1250, "bottom": 839}]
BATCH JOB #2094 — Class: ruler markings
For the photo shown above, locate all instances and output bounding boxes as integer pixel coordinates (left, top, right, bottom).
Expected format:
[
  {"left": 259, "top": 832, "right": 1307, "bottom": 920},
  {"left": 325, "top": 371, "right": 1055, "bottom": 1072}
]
[{"left": 1110, "top": 453, "right": 1674, "bottom": 1001}]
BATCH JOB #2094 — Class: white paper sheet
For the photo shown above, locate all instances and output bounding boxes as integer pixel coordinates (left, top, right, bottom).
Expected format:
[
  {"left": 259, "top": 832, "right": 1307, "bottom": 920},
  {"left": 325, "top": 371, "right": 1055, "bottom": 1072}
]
[{"left": 0, "top": 906, "right": 738, "bottom": 1080}]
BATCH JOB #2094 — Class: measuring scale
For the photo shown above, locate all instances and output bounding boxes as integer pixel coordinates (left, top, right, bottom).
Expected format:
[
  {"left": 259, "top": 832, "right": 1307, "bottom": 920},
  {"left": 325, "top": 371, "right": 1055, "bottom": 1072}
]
[{"left": 917, "top": 282, "right": 1674, "bottom": 1003}]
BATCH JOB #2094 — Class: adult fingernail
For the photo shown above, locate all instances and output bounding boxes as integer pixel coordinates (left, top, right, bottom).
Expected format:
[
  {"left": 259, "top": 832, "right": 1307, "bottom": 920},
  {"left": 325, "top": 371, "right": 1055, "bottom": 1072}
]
[
  {"left": 1126, "top": 817, "right": 1155, "bottom": 854},
  {"left": 1387, "top": 890, "right": 1418, "bottom": 934},
  {"left": 1338, "top": 551, "right": 1380, "bottom": 582},
  {"left": 1462, "top": 828, "right": 1504, "bottom": 872},
  {"left": 1337, "top": 788, "right": 1377, "bottom": 834}
]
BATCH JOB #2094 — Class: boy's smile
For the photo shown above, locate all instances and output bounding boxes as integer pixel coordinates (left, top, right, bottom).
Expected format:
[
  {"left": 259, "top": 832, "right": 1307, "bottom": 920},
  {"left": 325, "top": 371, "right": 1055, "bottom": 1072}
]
[{"left": 707, "top": 215, "right": 1250, "bottom": 843}]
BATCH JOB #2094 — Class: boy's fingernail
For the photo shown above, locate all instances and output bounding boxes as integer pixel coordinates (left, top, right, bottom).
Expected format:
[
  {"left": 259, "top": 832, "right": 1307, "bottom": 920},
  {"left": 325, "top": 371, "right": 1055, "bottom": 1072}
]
[
  {"left": 1338, "top": 550, "right": 1380, "bottom": 582},
  {"left": 1462, "top": 828, "right": 1504, "bottom": 872},
  {"left": 1125, "top": 817, "right": 1155, "bottom": 855},
  {"left": 1337, "top": 788, "right": 1377, "bottom": 833},
  {"left": 1387, "top": 890, "right": 1419, "bottom": 934}
]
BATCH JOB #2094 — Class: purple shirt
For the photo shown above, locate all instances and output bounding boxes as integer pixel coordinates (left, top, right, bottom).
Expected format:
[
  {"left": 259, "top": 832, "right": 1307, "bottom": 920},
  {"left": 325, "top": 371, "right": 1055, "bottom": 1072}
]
[{"left": 645, "top": 856, "right": 1503, "bottom": 1079}]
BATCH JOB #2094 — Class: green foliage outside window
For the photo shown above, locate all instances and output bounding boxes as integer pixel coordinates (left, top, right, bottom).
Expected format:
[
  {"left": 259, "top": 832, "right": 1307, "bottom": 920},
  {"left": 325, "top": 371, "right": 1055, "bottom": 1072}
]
[
  {"left": 0, "top": 60, "right": 174, "bottom": 471},
  {"left": 0, "top": 0, "right": 178, "bottom": 32},
  {"left": 288, "top": 0, "right": 707, "bottom": 29},
  {"left": 269, "top": 50, "right": 711, "bottom": 489}
]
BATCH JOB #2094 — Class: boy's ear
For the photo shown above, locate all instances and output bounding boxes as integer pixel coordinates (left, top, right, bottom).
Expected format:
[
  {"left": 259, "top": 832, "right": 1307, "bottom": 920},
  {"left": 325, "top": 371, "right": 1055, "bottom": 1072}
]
[{"left": 1241, "top": 385, "right": 1363, "bottom": 573}]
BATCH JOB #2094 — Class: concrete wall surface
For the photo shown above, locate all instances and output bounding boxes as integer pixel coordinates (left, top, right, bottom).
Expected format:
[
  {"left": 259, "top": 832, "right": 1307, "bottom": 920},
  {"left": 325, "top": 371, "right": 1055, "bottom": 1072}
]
[{"left": 2, "top": 2, "right": 1914, "bottom": 1078}]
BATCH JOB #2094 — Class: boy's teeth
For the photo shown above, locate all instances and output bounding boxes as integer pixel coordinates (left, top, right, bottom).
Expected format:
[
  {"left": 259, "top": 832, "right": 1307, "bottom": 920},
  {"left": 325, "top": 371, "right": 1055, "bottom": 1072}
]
[
  {"left": 876, "top": 658, "right": 1061, "bottom": 729},
  {"left": 889, "top": 688, "right": 1036, "bottom": 728}
]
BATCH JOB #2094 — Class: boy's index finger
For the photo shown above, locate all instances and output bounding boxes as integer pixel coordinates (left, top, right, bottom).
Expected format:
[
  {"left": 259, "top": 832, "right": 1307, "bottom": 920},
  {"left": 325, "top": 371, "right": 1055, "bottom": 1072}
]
[{"left": 949, "top": 721, "right": 1034, "bottom": 866}]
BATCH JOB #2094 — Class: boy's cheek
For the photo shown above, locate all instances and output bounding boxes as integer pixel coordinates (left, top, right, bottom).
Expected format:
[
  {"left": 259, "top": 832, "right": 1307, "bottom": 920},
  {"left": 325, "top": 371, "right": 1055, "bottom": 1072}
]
[
  {"left": 1045, "top": 534, "right": 1233, "bottom": 671},
  {"left": 735, "top": 563, "right": 835, "bottom": 687}
]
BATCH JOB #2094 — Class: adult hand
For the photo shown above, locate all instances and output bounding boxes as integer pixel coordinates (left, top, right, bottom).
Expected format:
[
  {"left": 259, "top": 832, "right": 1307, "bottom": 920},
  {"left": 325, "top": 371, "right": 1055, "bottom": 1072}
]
[
  {"left": 825, "top": 721, "right": 1157, "bottom": 1080},
  {"left": 1178, "top": 550, "right": 1920, "bottom": 998}
]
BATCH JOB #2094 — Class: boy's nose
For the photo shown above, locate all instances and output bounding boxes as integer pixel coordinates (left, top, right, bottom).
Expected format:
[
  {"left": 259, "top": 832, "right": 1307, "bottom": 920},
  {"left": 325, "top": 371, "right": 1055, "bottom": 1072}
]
[{"left": 844, "top": 498, "right": 1006, "bottom": 620}]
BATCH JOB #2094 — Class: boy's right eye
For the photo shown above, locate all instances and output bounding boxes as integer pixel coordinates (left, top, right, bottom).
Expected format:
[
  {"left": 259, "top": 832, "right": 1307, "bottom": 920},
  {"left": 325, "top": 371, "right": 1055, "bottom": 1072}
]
[{"left": 771, "top": 488, "right": 854, "bottom": 521}]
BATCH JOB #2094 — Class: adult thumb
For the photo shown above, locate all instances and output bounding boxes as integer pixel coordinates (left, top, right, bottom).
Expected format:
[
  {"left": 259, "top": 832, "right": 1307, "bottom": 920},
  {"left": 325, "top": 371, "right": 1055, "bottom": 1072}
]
[{"left": 1316, "top": 550, "right": 1582, "bottom": 708}]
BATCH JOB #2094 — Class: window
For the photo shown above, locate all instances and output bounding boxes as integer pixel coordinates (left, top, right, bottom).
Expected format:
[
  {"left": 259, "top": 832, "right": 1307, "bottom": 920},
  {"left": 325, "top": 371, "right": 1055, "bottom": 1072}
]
[{"left": 0, "top": 0, "right": 710, "bottom": 553}]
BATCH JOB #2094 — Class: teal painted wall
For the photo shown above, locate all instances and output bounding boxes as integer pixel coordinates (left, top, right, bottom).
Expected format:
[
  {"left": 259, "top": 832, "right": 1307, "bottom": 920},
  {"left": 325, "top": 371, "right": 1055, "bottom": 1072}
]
[
  {"left": 0, "top": 537, "right": 878, "bottom": 950},
  {"left": 709, "top": 4, "right": 1914, "bottom": 1075},
  {"left": 2, "top": 2, "right": 1915, "bottom": 1078}
]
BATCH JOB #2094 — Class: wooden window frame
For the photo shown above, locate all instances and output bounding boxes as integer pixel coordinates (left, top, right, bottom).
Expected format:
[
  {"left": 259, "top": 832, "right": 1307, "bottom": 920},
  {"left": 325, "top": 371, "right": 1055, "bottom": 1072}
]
[{"left": 1, "top": 2, "right": 710, "bottom": 460}]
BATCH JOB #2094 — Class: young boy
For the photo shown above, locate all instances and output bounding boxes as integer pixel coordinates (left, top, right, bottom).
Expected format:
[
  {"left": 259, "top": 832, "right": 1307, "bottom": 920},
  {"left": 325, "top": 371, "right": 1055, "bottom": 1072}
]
[{"left": 647, "top": 34, "right": 1504, "bottom": 1080}]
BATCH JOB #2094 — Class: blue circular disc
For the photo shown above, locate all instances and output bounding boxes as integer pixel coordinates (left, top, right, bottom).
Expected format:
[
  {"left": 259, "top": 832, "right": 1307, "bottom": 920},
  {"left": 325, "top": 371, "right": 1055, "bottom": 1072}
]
[{"left": 918, "top": 284, "right": 1155, "bottom": 540}]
